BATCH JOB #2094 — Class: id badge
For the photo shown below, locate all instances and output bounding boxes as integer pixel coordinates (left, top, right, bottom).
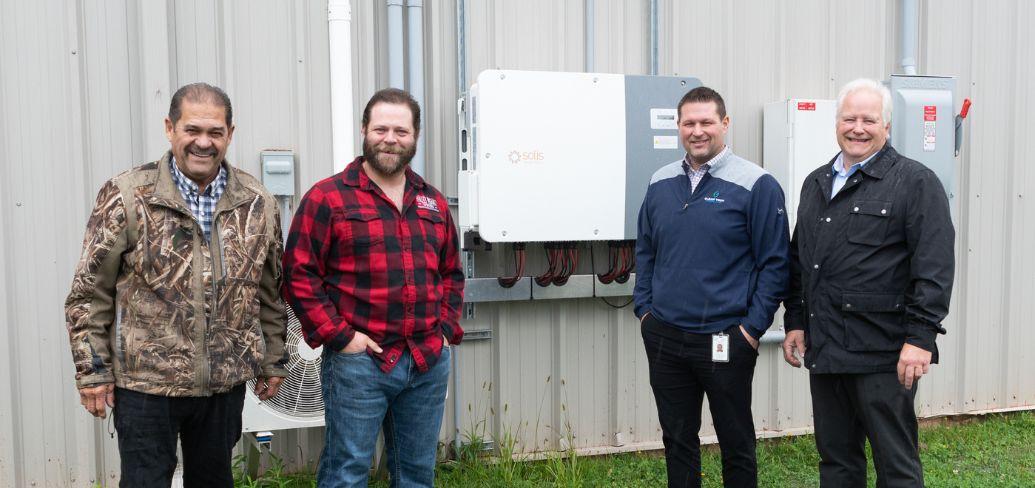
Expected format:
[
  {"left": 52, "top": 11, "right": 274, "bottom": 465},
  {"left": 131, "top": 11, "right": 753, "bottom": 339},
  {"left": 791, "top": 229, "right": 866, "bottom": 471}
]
[{"left": 712, "top": 333, "right": 730, "bottom": 362}]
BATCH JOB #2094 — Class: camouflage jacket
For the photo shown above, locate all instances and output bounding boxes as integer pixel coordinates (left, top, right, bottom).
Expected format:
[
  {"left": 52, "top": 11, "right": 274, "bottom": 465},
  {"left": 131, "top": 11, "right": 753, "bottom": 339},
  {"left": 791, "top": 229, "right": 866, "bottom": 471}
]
[{"left": 65, "top": 152, "right": 289, "bottom": 397}]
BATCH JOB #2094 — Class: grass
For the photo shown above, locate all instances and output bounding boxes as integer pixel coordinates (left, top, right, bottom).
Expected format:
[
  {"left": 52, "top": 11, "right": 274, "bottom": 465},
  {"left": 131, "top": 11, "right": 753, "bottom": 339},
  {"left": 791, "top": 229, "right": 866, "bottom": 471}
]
[{"left": 236, "top": 410, "right": 1035, "bottom": 487}]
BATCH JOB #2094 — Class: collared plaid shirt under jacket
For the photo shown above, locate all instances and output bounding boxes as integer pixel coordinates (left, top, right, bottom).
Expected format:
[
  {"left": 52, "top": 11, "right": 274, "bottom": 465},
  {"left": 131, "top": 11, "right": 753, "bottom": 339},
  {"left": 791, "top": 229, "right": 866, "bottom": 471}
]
[
  {"left": 683, "top": 146, "right": 728, "bottom": 194},
  {"left": 169, "top": 157, "right": 227, "bottom": 242},
  {"left": 282, "top": 157, "right": 465, "bottom": 373}
]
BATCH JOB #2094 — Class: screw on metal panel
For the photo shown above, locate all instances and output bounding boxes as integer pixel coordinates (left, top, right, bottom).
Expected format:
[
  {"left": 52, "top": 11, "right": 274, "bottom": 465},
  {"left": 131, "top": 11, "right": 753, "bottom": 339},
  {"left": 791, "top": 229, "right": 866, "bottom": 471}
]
[
  {"left": 593, "top": 229, "right": 599, "bottom": 235},
  {"left": 71, "top": 50, "right": 77, "bottom": 54},
  {"left": 593, "top": 77, "right": 598, "bottom": 83},
  {"left": 502, "top": 231, "right": 507, "bottom": 236},
  {"left": 485, "top": 153, "right": 491, "bottom": 159},
  {"left": 500, "top": 73, "right": 505, "bottom": 79}
]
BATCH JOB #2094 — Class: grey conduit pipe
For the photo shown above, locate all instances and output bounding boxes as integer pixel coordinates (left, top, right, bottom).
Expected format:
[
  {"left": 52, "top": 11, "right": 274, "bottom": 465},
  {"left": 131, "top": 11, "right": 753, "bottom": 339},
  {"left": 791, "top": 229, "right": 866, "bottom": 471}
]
[
  {"left": 453, "top": 0, "right": 467, "bottom": 458},
  {"left": 900, "top": 0, "right": 919, "bottom": 75},
  {"left": 649, "top": 0, "right": 658, "bottom": 75},
  {"left": 387, "top": 0, "right": 405, "bottom": 88},
  {"left": 406, "top": 0, "right": 426, "bottom": 176}
]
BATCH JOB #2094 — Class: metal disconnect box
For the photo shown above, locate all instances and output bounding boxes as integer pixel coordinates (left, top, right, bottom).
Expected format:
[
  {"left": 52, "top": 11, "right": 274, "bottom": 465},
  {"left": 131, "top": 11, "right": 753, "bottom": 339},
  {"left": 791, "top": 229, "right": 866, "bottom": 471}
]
[
  {"left": 459, "top": 70, "right": 701, "bottom": 243},
  {"left": 763, "top": 99, "right": 840, "bottom": 228},
  {"left": 889, "top": 75, "right": 958, "bottom": 213}
]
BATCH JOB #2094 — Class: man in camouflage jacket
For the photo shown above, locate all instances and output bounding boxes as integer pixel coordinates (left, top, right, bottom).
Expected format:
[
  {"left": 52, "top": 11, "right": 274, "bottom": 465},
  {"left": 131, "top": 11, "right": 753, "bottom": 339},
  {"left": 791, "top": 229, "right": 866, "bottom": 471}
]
[{"left": 64, "top": 83, "right": 288, "bottom": 488}]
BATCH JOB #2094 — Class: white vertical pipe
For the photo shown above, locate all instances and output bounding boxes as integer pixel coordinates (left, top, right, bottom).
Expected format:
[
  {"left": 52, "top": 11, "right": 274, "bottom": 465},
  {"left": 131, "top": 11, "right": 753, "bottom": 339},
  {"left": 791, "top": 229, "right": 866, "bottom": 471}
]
[
  {"left": 900, "top": 0, "right": 919, "bottom": 75},
  {"left": 328, "top": 0, "right": 355, "bottom": 173},
  {"left": 585, "top": 0, "right": 595, "bottom": 72},
  {"left": 387, "top": 0, "right": 405, "bottom": 89},
  {"left": 406, "top": 0, "right": 426, "bottom": 176}
]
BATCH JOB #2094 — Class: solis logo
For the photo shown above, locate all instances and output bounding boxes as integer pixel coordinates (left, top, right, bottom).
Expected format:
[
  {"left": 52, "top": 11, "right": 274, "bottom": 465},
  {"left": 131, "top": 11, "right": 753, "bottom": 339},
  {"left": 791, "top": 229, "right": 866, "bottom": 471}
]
[
  {"left": 704, "top": 191, "right": 725, "bottom": 203},
  {"left": 508, "top": 150, "right": 545, "bottom": 164}
]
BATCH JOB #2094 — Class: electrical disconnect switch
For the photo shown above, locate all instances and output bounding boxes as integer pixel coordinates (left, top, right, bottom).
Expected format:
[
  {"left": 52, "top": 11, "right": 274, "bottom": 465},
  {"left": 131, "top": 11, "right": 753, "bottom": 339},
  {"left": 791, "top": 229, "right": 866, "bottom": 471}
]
[{"left": 889, "top": 75, "right": 959, "bottom": 219}]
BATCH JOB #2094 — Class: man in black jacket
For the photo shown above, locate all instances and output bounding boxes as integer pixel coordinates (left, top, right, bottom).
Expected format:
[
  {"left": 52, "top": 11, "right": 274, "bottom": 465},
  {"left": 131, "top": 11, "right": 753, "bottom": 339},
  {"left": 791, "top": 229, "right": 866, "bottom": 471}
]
[{"left": 782, "top": 78, "right": 955, "bottom": 487}]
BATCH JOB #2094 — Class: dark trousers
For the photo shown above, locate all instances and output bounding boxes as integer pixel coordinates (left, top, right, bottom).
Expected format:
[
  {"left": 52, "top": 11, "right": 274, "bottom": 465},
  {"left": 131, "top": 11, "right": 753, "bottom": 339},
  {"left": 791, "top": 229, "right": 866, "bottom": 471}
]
[
  {"left": 641, "top": 315, "right": 759, "bottom": 488},
  {"left": 811, "top": 373, "right": 923, "bottom": 488},
  {"left": 113, "top": 384, "right": 246, "bottom": 488}
]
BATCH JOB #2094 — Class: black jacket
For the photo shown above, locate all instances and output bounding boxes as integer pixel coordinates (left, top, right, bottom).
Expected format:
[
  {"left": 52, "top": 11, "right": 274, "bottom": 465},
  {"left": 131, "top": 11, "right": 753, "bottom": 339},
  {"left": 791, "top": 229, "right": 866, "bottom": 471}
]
[{"left": 784, "top": 145, "right": 955, "bottom": 374}]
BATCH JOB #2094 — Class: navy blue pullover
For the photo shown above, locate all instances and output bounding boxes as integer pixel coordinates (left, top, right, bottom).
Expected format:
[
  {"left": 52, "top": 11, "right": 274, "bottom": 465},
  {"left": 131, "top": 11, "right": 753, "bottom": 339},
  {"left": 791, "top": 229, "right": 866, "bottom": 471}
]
[{"left": 634, "top": 151, "right": 790, "bottom": 339}]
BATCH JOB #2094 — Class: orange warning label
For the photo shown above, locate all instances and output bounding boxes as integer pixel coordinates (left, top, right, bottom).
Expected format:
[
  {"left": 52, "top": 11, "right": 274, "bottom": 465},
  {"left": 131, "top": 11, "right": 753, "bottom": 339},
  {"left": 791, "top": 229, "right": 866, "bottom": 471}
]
[
  {"left": 797, "top": 102, "right": 816, "bottom": 111},
  {"left": 924, "top": 105, "right": 937, "bottom": 121}
]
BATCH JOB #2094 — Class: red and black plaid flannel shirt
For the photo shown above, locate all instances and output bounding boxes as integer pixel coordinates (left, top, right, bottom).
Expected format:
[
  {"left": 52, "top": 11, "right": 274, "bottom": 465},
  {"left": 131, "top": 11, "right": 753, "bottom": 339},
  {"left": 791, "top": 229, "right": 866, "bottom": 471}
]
[{"left": 282, "top": 158, "right": 464, "bottom": 373}]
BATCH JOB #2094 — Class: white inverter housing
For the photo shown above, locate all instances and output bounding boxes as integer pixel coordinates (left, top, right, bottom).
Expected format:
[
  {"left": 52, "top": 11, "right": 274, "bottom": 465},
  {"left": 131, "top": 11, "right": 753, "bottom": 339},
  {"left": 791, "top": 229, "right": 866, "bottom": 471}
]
[{"left": 459, "top": 69, "right": 701, "bottom": 243}]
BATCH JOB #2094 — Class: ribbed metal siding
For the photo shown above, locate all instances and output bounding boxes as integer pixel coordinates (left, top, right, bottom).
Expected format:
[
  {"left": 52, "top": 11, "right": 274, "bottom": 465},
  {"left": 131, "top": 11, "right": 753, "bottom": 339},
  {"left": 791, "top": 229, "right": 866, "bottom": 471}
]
[{"left": 1, "top": 0, "right": 1034, "bottom": 485}]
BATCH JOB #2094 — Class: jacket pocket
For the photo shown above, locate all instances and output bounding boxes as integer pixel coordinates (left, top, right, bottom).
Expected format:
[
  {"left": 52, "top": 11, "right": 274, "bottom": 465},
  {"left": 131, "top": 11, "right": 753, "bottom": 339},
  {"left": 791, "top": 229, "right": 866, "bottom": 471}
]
[
  {"left": 209, "top": 317, "right": 265, "bottom": 388},
  {"left": 122, "top": 303, "right": 193, "bottom": 384},
  {"left": 846, "top": 200, "right": 892, "bottom": 246},
  {"left": 841, "top": 292, "right": 906, "bottom": 352}
]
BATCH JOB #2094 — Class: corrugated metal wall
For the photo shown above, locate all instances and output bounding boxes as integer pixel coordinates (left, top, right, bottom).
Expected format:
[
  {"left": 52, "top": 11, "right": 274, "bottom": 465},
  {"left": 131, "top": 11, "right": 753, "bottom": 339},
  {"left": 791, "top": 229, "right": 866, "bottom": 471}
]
[{"left": 1, "top": 0, "right": 1032, "bottom": 485}]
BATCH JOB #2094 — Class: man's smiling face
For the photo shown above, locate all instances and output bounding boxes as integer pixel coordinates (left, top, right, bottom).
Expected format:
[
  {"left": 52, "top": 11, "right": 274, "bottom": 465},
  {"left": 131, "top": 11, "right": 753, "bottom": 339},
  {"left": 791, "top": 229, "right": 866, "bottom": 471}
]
[
  {"left": 836, "top": 89, "right": 889, "bottom": 166},
  {"left": 165, "top": 100, "right": 234, "bottom": 189}
]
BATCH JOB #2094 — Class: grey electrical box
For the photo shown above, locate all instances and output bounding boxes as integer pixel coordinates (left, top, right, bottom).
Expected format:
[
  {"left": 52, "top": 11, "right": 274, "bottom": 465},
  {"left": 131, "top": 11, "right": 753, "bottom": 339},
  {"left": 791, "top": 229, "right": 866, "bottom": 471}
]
[
  {"left": 889, "top": 75, "right": 957, "bottom": 215},
  {"left": 260, "top": 150, "right": 295, "bottom": 197},
  {"left": 622, "top": 75, "right": 703, "bottom": 238}
]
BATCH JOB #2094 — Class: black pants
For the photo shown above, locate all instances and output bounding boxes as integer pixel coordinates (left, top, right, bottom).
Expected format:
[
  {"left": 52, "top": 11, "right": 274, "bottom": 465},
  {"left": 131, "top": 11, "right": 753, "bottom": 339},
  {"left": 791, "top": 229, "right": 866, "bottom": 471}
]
[
  {"left": 641, "top": 315, "right": 758, "bottom": 488},
  {"left": 811, "top": 373, "right": 923, "bottom": 488},
  {"left": 113, "top": 384, "right": 246, "bottom": 488}
]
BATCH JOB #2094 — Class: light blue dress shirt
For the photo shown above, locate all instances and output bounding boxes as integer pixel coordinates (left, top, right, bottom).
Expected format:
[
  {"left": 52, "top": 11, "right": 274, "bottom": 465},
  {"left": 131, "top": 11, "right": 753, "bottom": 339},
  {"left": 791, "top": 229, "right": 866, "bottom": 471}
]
[{"left": 830, "top": 151, "right": 879, "bottom": 199}]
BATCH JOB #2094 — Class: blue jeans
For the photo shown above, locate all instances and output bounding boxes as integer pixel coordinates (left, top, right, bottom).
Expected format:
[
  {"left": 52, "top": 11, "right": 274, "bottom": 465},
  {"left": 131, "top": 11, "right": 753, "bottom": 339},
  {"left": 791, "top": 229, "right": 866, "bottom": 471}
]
[{"left": 317, "top": 346, "right": 451, "bottom": 488}]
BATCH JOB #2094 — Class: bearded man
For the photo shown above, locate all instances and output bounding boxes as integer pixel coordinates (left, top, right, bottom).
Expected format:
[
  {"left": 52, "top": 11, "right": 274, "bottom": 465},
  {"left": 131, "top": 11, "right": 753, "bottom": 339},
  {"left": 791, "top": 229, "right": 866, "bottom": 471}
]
[{"left": 282, "top": 88, "right": 464, "bottom": 488}]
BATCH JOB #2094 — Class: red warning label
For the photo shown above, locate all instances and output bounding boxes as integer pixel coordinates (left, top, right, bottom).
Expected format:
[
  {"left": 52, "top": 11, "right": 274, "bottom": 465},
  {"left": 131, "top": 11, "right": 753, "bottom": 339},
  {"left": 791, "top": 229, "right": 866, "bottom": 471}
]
[
  {"left": 924, "top": 105, "right": 937, "bottom": 121},
  {"left": 797, "top": 102, "right": 816, "bottom": 111}
]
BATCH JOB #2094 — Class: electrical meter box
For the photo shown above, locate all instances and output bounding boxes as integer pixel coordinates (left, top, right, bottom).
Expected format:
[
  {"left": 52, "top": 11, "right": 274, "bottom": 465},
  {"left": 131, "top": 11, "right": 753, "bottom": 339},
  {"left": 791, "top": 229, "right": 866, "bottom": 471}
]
[
  {"left": 889, "top": 75, "right": 958, "bottom": 212},
  {"left": 459, "top": 70, "right": 701, "bottom": 243},
  {"left": 763, "top": 99, "right": 839, "bottom": 228},
  {"left": 260, "top": 150, "right": 296, "bottom": 197}
]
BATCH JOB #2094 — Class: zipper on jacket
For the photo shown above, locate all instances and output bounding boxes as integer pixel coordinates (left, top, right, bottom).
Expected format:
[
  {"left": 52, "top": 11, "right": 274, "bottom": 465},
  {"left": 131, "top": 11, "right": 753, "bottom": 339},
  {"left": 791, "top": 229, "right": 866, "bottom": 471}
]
[
  {"left": 189, "top": 221, "right": 211, "bottom": 396},
  {"left": 199, "top": 214, "right": 227, "bottom": 396}
]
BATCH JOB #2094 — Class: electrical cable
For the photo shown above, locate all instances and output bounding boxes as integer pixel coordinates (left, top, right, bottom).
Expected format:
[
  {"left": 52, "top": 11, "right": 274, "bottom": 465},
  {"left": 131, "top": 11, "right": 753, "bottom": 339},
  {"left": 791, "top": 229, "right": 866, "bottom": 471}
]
[
  {"left": 589, "top": 240, "right": 635, "bottom": 308},
  {"left": 597, "top": 241, "right": 619, "bottom": 284},
  {"left": 599, "top": 296, "right": 634, "bottom": 308},
  {"left": 615, "top": 240, "right": 635, "bottom": 283},
  {"left": 535, "top": 243, "right": 559, "bottom": 287},
  {"left": 497, "top": 242, "right": 526, "bottom": 288},
  {"left": 553, "top": 242, "right": 578, "bottom": 286}
]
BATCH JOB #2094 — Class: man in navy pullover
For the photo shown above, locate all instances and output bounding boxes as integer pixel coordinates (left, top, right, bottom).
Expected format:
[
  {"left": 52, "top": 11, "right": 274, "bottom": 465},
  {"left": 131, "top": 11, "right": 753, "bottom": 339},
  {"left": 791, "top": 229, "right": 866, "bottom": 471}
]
[{"left": 634, "top": 87, "right": 790, "bottom": 488}]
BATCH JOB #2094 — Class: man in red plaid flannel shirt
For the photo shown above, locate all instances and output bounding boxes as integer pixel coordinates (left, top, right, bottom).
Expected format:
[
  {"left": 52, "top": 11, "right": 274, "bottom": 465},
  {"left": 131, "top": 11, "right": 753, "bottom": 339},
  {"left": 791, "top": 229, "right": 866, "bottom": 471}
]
[{"left": 282, "top": 88, "right": 464, "bottom": 487}]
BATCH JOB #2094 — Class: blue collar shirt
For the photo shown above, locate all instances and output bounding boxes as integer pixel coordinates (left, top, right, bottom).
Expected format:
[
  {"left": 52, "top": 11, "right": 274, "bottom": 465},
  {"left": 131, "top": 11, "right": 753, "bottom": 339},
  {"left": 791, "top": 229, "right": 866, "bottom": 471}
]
[{"left": 830, "top": 150, "right": 879, "bottom": 199}]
